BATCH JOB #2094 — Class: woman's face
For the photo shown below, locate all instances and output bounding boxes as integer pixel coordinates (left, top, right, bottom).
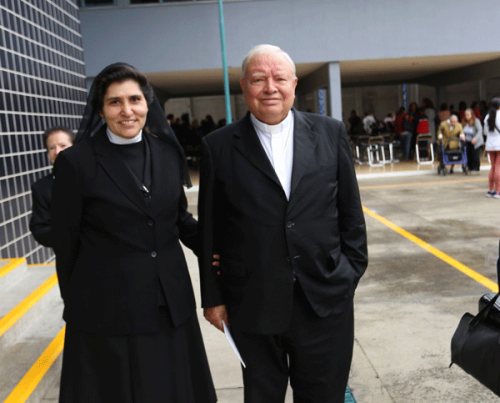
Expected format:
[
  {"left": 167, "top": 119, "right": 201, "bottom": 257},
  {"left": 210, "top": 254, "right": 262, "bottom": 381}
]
[
  {"left": 464, "top": 110, "right": 472, "bottom": 122},
  {"left": 99, "top": 79, "right": 148, "bottom": 139}
]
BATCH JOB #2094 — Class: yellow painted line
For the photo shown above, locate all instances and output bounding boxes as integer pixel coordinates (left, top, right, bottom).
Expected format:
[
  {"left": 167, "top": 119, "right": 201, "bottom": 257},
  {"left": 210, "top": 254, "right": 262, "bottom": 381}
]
[
  {"left": 27, "top": 263, "right": 55, "bottom": 267},
  {"left": 3, "top": 326, "right": 65, "bottom": 403},
  {"left": 360, "top": 177, "right": 486, "bottom": 190},
  {"left": 0, "top": 273, "right": 58, "bottom": 338},
  {"left": 363, "top": 206, "right": 499, "bottom": 292},
  {"left": 0, "top": 258, "right": 26, "bottom": 279}
]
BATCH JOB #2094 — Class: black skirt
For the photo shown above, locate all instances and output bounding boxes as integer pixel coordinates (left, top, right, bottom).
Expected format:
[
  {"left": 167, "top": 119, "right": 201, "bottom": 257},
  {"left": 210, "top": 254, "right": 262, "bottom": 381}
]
[{"left": 59, "top": 307, "right": 217, "bottom": 403}]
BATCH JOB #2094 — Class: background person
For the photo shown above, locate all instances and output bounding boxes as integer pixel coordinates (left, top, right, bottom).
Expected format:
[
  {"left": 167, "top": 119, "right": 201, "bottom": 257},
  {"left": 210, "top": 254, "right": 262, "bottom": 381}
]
[
  {"left": 437, "top": 115, "right": 465, "bottom": 173},
  {"left": 484, "top": 98, "right": 500, "bottom": 197},
  {"left": 461, "top": 108, "right": 483, "bottom": 173},
  {"left": 422, "top": 98, "right": 437, "bottom": 142},
  {"left": 51, "top": 63, "right": 216, "bottom": 403},
  {"left": 394, "top": 106, "right": 413, "bottom": 161},
  {"left": 438, "top": 103, "right": 451, "bottom": 122},
  {"left": 198, "top": 44, "right": 368, "bottom": 403},
  {"left": 29, "top": 126, "right": 73, "bottom": 247}
]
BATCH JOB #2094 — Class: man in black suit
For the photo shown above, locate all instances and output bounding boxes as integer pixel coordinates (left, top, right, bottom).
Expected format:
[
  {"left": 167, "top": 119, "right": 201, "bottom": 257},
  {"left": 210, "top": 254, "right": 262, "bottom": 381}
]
[
  {"left": 198, "top": 44, "right": 368, "bottom": 402},
  {"left": 29, "top": 126, "right": 73, "bottom": 247}
]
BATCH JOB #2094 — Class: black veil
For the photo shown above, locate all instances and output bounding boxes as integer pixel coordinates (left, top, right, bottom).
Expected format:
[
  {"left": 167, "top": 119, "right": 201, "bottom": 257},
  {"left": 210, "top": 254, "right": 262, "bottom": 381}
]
[{"left": 75, "top": 63, "right": 192, "bottom": 188}]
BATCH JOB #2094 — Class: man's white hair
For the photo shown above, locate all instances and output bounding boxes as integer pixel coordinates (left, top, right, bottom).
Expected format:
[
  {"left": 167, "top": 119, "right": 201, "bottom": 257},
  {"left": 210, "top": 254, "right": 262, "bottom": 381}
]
[{"left": 241, "top": 44, "right": 296, "bottom": 78}]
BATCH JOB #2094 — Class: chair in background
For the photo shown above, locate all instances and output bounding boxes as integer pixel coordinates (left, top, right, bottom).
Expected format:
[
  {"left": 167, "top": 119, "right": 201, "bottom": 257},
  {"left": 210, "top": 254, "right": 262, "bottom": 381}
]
[
  {"left": 366, "top": 136, "right": 386, "bottom": 166},
  {"left": 415, "top": 133, "right": 434, "bottom": 164}
]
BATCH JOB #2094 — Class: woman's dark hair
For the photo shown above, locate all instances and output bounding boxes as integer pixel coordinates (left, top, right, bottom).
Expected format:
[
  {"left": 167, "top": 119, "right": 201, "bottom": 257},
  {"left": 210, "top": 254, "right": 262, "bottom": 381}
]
[
  {"left": 422, "top": 98, "right": 434, "bottom": 109},
  {"left": 487, "top": 97, "right": 500, "bottom": 132},
  {"left": 90, "top": 63, "right": 154, "bottom": 112},
  {"left": 42, "top": 126, "right": 73, "bottom": 150},
  {"left": 440, "top": 103, "right": 448, "bottom": 111},
  {"left": 408, "top": 102, "right": 418, "bottom": 113}
]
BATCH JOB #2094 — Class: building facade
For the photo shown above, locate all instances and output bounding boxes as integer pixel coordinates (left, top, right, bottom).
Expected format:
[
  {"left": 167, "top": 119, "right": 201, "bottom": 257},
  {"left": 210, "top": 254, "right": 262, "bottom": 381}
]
[
  {"left": 0, "top": 0, "right": 86, "bottom": 264},
  {"left": 78, "top": 0, "right": 500, "bottom": 123}
]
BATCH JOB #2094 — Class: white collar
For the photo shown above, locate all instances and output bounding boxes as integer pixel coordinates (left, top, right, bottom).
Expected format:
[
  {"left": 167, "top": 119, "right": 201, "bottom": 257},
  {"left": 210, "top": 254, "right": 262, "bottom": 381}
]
[
  {"left": 106, "top": 127, "right": 142, "bottom": 145},
  {"left": 250, "top": 111, "right": 293, "bottom": 135}
]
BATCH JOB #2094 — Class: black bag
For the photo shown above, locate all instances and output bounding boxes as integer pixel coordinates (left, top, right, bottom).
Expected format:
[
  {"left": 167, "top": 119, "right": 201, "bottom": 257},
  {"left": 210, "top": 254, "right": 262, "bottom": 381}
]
[
  {"left": 450, "top": 292, "right": 500, "bottom": 396},
  {"left": 478, "top": 293, "right": 500, "bottom": 328}
]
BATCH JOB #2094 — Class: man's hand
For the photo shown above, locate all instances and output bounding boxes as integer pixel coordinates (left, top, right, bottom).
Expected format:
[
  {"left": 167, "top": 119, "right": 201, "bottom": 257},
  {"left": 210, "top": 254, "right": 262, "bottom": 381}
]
[
  {"left": 213, "top": 254, "right": 220, "bottom": 275},
  {"left": 204, "top": 304, "right": 228, "bottom": 332}
]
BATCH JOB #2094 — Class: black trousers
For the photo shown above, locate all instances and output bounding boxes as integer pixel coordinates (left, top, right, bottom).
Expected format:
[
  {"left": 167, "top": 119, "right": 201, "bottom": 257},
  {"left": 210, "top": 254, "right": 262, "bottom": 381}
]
[
  {"left": 466, "top": 142, "right": 481, "bottom": 171},
  {"left": 231, "top": 282, "right": 354, "bottom": 403}
]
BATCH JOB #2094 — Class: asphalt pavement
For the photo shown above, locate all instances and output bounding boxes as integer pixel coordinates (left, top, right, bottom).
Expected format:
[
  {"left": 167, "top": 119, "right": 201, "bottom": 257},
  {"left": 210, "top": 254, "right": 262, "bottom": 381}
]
[{"left": 42, "top": 164, "right": 500, "bottom": 402}]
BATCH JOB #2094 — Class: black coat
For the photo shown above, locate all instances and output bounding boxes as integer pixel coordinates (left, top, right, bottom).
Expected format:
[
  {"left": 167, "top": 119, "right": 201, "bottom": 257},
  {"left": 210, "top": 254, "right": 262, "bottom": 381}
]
[
  {"left": 51, "top": 128, "right": 198, "bottom": 335},
  {"left": 30, "top": 173, "right": 53, "bottom": 247},
  {"left": 198, "top": 109, "right": 368, "bottom": 334}
]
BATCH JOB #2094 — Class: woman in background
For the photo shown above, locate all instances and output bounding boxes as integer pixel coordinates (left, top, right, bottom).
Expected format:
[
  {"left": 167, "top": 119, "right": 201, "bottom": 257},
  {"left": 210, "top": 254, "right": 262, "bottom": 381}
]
[
  {"left": 438, "top": 103, "right": 451, "bottom": 122},
  {"left": 484, "top": 98, "right": 500, "bottom": 197},
  {"left": 462, "top": 108, "right": 483, "bottom": 174}
]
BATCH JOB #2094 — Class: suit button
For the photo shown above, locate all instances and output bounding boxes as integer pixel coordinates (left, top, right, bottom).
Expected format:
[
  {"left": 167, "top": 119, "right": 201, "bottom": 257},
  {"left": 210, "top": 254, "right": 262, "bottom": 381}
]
[
  {"left": 286, "top": 256, "right": 291, "bottom": 262},
  {"left": 151, "top": 251, "right": 157, "bottom": 258},
  {"left": 148, "top": 219, "right": 154, "bottom": 226},
  {"left": 286, "top": 222, "right": 294, "bottom": 229}
]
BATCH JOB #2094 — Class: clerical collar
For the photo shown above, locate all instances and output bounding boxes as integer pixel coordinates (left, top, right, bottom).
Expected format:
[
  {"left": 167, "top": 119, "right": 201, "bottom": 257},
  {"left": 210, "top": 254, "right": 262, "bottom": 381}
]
[
  {"left": 250, "top": 111, "right": 293, "bottom": 135},
  {"left": 106, "top": 127, "right": 142, "bottom": 145}
]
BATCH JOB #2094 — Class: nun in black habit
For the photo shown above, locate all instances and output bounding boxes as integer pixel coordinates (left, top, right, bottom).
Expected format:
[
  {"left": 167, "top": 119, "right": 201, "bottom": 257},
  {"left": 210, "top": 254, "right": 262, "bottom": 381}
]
[{"left": 51, "top": 63, "right": 217, "bottom": 403}]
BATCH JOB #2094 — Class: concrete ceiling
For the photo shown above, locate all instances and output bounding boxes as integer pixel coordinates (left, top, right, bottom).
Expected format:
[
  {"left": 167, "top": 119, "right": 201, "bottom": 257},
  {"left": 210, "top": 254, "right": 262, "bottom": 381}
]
[{"left": 145, "top": 52, "right": 500, "bottom": 99}]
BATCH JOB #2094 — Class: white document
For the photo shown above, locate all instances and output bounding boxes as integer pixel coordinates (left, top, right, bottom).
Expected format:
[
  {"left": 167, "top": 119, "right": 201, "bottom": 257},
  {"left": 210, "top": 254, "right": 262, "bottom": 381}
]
[{"left": 223, "top": 321, "right": 246, "bottom": 368}]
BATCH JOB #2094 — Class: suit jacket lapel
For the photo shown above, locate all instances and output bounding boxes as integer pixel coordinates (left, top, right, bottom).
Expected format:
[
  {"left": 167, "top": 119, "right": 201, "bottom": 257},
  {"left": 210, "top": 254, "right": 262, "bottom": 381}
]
[
  {"left": 233, "top": 113, "right": 282, "bottom": 188},
  {"left": 93, "top": 128, "right": 150, "bottom": 215},
  {"left": 290, "top": 110, "right": 317, "bottom": 196}
]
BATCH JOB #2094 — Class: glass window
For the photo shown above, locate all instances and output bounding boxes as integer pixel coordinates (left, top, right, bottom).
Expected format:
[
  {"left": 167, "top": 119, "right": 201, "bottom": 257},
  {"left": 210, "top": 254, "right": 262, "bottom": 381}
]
[{"left": 80, "top": 0, "right": 115, "bottom": 7}]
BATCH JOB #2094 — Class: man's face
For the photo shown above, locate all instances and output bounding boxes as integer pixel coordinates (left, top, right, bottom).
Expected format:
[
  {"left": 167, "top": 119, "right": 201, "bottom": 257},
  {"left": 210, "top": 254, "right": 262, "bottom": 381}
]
[
  {"left": 450, "top": 117, "right": 457, "bottom": 126},
  {"left": 240, "top": 51, "right": 298, "bottom": 125},
  {"left": 47, "top": 131, "right": 73, "bottom": 164}
]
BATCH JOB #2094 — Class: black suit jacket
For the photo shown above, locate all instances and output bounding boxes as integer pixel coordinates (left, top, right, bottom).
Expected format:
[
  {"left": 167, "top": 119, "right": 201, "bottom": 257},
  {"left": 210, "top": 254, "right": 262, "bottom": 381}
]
[
  {"left": 51, "top": 128, "right": 198, "bottom": 335},
  {"left": 30, "top": 173, "right": 53, "bottom": 247},
  {"left": 198, "top": 109, "right": 368, "bottom": 334}
]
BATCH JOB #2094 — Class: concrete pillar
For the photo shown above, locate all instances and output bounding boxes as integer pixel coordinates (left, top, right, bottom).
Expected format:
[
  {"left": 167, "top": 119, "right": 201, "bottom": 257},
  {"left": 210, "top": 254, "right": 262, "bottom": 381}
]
[
  {"left": 116, "top": 0, "right": 129, "bottom": 6},
  {"left": 327, "top": 62, "right": 342, "bottom": 120},
  {"left": 406, "top": 84, "right": 419, "bottom": 105}
]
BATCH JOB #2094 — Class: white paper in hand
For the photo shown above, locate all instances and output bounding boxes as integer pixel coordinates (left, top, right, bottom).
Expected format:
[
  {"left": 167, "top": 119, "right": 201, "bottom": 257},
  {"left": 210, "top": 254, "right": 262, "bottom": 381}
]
[{"left": 223, "top": 321, "right": 246, "bottom": 368}]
